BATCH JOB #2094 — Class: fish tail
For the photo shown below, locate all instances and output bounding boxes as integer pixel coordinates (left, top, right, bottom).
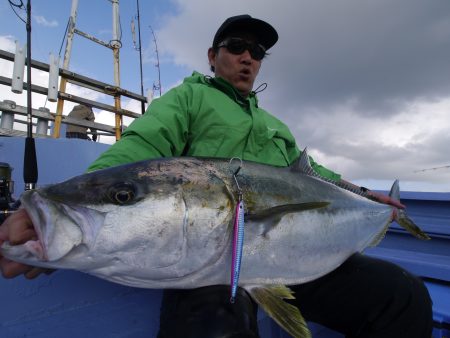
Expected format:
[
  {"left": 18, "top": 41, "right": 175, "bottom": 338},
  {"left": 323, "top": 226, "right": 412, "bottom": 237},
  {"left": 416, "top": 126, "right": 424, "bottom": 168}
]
[
  {"left": 388, "top": 180, "right": 430, "bottom": 240},
  {"left": 388, "top": 179, "right": 401, "bottom": 200},
  {"left": 395, "top": 209, "right": 430, "bottom": 240},
  {"left": 245, "top": 284, "right": 311, "bottom": 338}
]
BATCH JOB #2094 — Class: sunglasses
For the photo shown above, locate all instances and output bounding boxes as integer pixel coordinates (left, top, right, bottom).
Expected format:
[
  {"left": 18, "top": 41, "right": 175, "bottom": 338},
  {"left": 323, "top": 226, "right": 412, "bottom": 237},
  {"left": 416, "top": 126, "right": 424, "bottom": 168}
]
[{"left": 217, "top": 38, "right": 267, "bottom": 61}]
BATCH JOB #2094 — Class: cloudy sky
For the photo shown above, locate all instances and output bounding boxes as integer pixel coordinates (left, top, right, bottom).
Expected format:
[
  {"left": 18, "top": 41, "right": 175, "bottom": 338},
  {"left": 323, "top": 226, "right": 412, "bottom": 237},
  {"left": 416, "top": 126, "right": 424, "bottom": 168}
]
[{"left": 0, "top": 0, "right": 449, "bottom": 192}]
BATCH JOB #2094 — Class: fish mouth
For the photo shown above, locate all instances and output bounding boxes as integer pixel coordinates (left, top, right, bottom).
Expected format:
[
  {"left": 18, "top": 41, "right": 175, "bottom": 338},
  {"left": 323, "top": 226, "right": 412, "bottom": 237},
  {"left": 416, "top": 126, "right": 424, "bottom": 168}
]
[{"left": 6, "top": 190, "right": 105, "bottom": 263}]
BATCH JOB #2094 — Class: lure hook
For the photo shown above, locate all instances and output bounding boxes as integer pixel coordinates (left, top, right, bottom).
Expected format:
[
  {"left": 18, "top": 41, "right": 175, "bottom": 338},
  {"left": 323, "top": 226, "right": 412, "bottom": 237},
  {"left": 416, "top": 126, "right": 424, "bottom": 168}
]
[{"left": 229, "top": 157, "right": 243, "bottom": 198}]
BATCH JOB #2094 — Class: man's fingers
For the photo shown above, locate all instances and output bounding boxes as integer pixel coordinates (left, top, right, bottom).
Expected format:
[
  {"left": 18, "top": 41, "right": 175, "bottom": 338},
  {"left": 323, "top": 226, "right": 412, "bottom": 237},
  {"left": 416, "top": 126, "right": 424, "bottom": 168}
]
[
  {"left": 24, "top": 267, "right": 49, "bottom": 279},
  {"left": 0, "top": 257, "right": 35, "bottom": 279},
  {"left": 388, "top": 199, "right": 406, "bottom": 209},
  {"left": 9, "top": 228, "right": 37, "bottom": 245},
  {"left": 0, "top": 257, "right": 52, "bottom": 279},
  {"left": 0, "top": 209, "right": 50, "bottom": 280},
  {"left": 1, "top": 209, "right": 36, "bottom": 245},
  {"left": 368, "top": 191, "right": 406, "bottom": 209}
]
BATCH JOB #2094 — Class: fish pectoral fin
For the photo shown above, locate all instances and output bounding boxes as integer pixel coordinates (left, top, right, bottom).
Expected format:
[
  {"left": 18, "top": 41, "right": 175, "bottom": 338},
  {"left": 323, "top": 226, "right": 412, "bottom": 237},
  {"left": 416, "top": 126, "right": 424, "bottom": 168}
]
[
  {"left": 245, "top": 284, "right": 311, "bottom": 338},
  {"left": 246, "top": 202, "right": 329, "bottom": 236},
  {"left": 246, "top": 202, "right": 329, "bottom": 221}
]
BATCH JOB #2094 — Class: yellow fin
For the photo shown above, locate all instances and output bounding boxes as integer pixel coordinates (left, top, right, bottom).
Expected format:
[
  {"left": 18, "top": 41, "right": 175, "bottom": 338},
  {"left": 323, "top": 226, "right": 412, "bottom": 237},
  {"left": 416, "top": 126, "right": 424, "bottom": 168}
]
[
  {"left": 369, "top": 223, "right": 390, "bottom": 247},
  {"left": 245, "top": 284, "right": 311, "bottom": 338},
  {"left": 396, "top": 209, "right": 430, "bottom": 240}
]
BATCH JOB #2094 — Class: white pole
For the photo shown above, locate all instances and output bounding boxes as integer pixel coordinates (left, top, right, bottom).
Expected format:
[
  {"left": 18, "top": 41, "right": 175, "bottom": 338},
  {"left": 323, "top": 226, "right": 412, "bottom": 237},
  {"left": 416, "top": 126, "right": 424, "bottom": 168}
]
[
  {"left": 47, "top": 53, "right": 60, "bottom": 102},
  {"left": 62, "top": 0, "right": 79, "bottom": 70},
  {"left": 11, "top": 41, "right": 26, "bottom": 94},
  {"left": 111, "top": 0, "right": 121, "bottom": 48}
]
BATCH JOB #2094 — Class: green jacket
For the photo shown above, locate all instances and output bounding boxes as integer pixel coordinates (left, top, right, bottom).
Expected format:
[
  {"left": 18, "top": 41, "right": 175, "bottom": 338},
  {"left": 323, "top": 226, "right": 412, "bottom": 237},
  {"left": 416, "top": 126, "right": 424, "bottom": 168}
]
[{"left": 88, "top": 72, "right": 340, "bottom": 181}]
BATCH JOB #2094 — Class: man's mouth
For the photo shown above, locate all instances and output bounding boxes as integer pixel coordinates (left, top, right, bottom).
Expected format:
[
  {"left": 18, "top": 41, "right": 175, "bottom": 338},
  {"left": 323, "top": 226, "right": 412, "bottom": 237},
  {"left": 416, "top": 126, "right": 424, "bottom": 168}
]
[
  {"left": 238, "top": 69, "right": 251, "bottom": 80},
  {"left": 240, "top": 68, "right": 251, "bottom": 75}
]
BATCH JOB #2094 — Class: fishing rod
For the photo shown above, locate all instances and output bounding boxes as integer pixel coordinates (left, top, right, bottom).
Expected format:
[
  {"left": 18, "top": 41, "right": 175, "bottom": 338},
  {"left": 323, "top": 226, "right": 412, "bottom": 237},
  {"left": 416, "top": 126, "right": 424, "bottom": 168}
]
[
  {"left": 149, "top": 25, "right": 162, "bottom": 97},
  {"left": 131, "top": 0, "right": 145, "bottom": 114},
  {"left": 23, "top": 0, "right": 38, "bottom": 190}
]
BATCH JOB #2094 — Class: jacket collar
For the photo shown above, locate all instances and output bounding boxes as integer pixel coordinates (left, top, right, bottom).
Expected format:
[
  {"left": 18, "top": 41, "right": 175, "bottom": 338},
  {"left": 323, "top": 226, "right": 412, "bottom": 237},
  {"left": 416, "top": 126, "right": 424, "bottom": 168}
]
[{"left": 203, "top": 74, "right": 259, "bottom": 108}]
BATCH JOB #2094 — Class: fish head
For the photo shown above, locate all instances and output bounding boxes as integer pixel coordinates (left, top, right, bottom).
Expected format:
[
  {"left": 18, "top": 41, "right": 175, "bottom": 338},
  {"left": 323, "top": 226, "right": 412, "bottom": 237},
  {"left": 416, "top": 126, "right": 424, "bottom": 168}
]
[
  {"left": 1, "top": 161, "right": 161, "bottom": 267},
  {"left": 8, "top": 189, "right": 104, "bottom": 263}
]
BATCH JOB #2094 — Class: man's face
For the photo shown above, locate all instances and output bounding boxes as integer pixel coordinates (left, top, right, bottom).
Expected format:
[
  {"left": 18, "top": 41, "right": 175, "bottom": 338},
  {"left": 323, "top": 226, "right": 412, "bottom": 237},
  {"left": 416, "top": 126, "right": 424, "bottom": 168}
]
[{"left": 208, "top": 36, "right": 263, "bottom": 97}]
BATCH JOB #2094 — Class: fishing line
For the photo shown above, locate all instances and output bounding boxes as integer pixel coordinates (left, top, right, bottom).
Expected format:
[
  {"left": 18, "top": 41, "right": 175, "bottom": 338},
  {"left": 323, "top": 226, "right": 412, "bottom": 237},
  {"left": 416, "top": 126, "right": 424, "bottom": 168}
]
[
  {"left": 8, "top": 0, "right": 26, "bottom": 24},
  {"left": 58, "top": 18, "right": 70, "bottom": 56}
]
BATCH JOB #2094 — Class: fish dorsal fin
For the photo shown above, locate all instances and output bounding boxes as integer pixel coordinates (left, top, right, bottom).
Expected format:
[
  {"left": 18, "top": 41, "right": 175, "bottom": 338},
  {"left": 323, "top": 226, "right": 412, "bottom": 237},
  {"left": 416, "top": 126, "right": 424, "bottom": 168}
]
[
  {"left": 292, "top": 147, "right": 314, "bottom": 175},
  {"left": 245, "top": 285, "right": 311, "bottom": 338},
  {"left": 293, "top": 148, "right": 371, "bottom": 199},
  {"left": 292, "top": 148, "right": 334, "bottom": 184}
]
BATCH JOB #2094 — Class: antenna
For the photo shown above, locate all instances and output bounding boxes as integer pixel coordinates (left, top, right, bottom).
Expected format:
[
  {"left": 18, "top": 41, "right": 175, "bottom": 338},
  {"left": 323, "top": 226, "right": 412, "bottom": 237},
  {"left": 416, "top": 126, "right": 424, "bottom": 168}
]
[{"left": 149, "top": 25, "right": 162, "bottom": 97}]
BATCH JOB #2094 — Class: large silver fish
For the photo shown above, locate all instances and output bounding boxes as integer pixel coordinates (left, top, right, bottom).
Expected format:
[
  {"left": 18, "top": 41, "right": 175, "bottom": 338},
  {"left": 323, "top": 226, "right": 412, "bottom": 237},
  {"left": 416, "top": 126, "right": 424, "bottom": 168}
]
[{"left": 0, "top": 150, "right": 428, "bottom": 338}]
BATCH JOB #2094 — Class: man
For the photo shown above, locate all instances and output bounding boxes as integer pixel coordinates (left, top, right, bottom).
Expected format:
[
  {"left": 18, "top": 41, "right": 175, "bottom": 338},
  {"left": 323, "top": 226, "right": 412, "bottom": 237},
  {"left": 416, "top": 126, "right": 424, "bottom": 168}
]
[
  {"left": 0, "top": 15, "right": 432, "bottom": 338},
  {"left": 66, "top": 104, "right": 98, "bottom": 141}
]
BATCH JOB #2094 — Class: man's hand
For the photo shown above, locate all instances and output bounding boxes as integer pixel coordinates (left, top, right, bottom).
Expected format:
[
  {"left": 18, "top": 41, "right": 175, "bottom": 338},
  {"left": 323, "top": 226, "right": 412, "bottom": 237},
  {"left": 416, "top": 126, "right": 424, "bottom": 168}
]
[
  {"left": 367, "top": 191, "right": 406, "bottom": 209},
  {"left": 339, "top": 179, "right": 406, "bottom": 209},
  {"left": 0, "top": 209, "right": 53, "bottom": 279}
]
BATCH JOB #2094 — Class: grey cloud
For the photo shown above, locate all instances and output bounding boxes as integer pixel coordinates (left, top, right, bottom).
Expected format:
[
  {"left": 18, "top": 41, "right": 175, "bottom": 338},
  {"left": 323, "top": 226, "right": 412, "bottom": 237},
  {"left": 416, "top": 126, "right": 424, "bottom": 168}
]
[{"left": 265, "top": 0, "right": 450, "bottom": 116}]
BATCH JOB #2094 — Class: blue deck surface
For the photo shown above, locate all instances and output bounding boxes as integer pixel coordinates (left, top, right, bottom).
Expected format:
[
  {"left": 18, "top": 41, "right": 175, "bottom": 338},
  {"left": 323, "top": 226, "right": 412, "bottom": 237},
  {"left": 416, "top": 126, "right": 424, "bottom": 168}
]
[
  {"left": 0, "top": 271, "right": 448, "bottom": 338},
  {"left": 0, "top": 137, "right": 449, "bottom": 337},
  {"left": 365, "top": 189, "right": 450, "bottom": 338}
]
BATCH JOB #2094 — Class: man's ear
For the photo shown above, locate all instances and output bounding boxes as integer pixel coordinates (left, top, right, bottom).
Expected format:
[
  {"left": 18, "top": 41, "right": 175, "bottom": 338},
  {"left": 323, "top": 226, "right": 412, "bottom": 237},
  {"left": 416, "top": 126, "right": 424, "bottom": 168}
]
[{"left": 207, "top": 48, "right": 216, "bottom": 69}]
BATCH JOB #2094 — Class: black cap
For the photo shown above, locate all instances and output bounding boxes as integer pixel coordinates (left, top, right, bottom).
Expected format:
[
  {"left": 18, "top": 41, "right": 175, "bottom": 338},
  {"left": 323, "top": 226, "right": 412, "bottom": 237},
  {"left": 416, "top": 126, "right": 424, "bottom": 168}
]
[{"left": 213, "top": 15, "right": 278, "bottom": 51}]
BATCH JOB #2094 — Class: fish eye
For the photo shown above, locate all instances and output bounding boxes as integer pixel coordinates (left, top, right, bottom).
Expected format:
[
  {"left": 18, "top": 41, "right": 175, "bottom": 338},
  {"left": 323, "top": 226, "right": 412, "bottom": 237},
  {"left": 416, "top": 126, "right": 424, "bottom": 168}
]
[{"left": 109, "top": 183, "right": 136, "bottom": 205}]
